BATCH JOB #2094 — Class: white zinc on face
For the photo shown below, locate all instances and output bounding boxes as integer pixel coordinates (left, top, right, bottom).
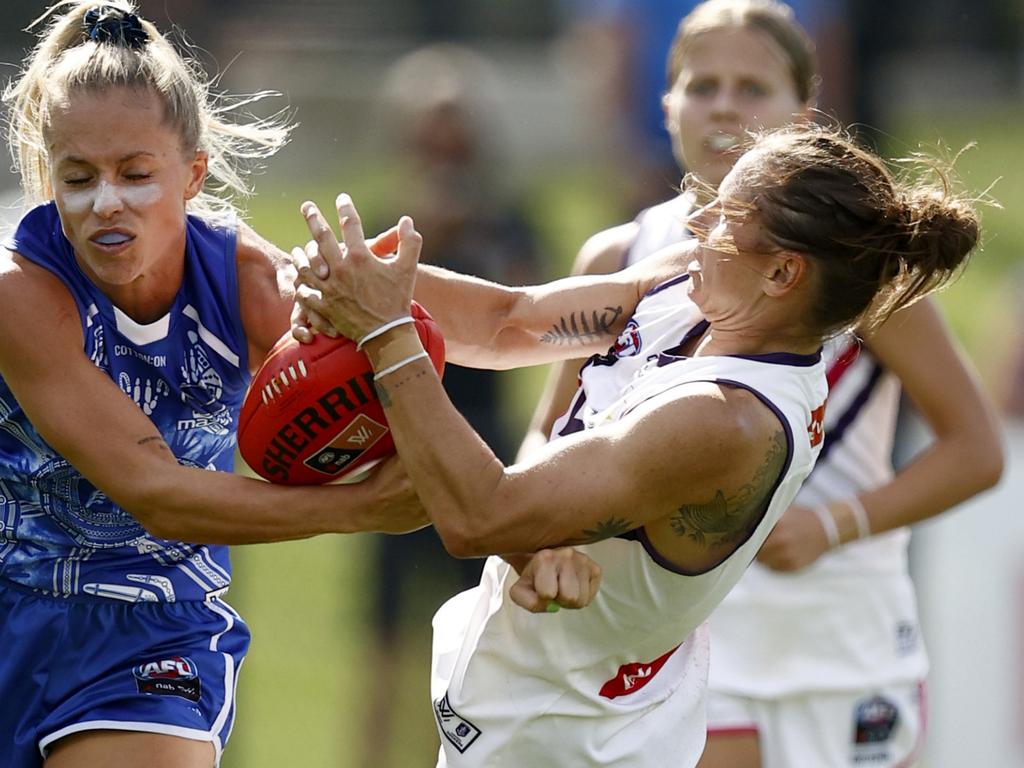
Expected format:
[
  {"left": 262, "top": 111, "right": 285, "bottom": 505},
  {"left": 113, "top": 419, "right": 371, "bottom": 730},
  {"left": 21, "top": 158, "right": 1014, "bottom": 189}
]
[{"left": 60, "top": 176, "right": 165, "bottom": 218}]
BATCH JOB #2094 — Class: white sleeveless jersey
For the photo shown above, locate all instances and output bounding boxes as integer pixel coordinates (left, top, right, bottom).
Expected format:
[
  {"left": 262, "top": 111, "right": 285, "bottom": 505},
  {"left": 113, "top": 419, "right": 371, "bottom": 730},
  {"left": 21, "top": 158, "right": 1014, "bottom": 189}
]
[
  {"left": 430, "top": 278, "right": 827, "bottom": 767},
  {"left": 618, "top": 198, "right": 928, "bottom": 697}
]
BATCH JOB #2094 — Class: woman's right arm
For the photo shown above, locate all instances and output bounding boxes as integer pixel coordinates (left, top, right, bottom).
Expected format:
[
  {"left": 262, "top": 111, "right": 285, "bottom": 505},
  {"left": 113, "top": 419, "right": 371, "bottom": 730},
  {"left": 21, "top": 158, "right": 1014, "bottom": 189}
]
[
  {"left": 409, "top": 259, "right": 648, "bottom": 370},
  {"left": 0, "top": 252, "right": 426, "bottom": 544},
  {"left": 292, "top": 202, "right": 679, "bottom": 371}
]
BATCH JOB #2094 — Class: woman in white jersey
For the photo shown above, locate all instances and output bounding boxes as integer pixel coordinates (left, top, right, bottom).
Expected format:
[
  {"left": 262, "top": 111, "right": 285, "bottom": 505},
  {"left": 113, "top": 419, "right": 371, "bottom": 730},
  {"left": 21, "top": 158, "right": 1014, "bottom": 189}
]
[
  {"left": 523, "top": 3, "right": 1004, "bottom": 766},
  {"left": 291, "top": 122, "right": 983, "bottom": 767}
]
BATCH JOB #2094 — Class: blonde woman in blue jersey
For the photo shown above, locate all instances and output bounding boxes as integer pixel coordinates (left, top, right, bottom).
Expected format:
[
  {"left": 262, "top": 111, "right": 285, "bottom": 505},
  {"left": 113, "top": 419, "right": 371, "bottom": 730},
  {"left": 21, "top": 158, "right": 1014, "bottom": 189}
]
[
  {"left": 291, "top": 123, "right": 983, "bottom": 767},
  {"left": 0, "top": 3, "right": 430, "bottom": 767}
]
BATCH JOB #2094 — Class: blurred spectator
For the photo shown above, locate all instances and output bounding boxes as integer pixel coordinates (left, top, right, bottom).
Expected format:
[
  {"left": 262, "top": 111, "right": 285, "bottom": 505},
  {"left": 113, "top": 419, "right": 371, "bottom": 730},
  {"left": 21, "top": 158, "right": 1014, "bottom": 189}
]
[
  {"left": 556, "top": 0, "right": 855, "bottom": 213},
  {"left": 359, "top": 43, "right": 541, "bottom": 765}
]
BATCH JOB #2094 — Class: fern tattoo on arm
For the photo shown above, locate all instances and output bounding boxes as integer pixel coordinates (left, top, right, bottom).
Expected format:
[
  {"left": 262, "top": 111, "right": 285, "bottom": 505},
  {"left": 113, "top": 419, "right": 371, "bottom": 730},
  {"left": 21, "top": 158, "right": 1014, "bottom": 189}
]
[
  {"left": 540, "top": 306, "right": 623, "bottom": 345},
  {"left": 670, "top": 429, "right": 786, "bottom": 549}
]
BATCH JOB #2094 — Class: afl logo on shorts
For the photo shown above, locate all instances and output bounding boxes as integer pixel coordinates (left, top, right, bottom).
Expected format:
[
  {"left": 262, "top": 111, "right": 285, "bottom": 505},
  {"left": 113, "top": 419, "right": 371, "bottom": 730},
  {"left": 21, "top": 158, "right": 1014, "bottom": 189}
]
[
  {"left": 134, "top": 656, "right": 202, "bottom": 702},
  {"left": 852, "top": 694, "right": 899, "bottom": 763},
  {"left": 613, "top": 320, "right": 642, "bottom": 357}
]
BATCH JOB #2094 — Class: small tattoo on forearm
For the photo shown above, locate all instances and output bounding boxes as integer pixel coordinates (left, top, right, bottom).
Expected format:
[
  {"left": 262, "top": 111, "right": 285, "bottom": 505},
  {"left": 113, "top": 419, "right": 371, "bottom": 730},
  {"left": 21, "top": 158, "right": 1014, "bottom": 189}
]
[
  {"left": 540, "top": 306, "right": 623, "bottom": 345},
  {"left": 374, "top": 368, "right": 428, "bottom": 409}
]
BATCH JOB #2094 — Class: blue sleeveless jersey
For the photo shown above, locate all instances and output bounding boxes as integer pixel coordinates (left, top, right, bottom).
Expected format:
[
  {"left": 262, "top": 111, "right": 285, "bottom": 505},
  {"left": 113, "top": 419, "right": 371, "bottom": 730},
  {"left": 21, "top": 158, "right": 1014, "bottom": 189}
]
[{"left": 0, "top": 202, "right": 249, "bottom": 602}]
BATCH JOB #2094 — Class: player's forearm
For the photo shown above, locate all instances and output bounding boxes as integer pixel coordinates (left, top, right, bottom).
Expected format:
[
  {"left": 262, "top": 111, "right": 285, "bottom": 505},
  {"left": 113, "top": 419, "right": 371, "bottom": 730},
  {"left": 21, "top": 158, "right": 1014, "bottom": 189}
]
[
  {"left": 412, "top": 264, "right": 522, "bottom": 368},
  {"left": 365, "top": 340, "right": 514, "bottom": 556},
  {"left": 413, "top": 265, "right": 634, "bottom": 370},
  {"left": 853, "top": 426, "right": 1004, "bottom": 538},
  {"left": 111, "top": 466, "right": 383, "bottom": 544}
]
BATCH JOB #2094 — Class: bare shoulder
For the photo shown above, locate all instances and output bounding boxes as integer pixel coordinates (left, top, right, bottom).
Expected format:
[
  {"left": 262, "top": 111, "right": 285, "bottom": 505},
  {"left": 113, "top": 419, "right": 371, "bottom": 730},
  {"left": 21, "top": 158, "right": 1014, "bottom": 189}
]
[
  {"left": 0, "top": 250, "right": 78, "bottom": 333},
  {"left": 637, "top": 382, "right": 782, "bottom": 460},
  {"left": 234, "top": 221, "right": 295, "bottom": 364},
  {"left": 0, "top": 251, "right": 87, "bottom": 390},
  {"left": 626, "top": 382, "right": 789, "bottom": 570},
  {"left": 236, "top": 219, "right": 293, "bottom": 277},
  {"left": 573, "top": 222, "right": 638, "bottom": 276}
]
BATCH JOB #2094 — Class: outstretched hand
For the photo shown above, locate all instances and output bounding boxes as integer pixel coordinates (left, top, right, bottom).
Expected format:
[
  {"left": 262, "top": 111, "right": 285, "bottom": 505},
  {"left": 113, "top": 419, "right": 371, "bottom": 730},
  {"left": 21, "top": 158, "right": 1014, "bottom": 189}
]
[
  {"left": 291, "top": 194, "right": 421, "bottom": 343},
  {"left": 508, "top": 547, "right": 603, "bottom": 613}
]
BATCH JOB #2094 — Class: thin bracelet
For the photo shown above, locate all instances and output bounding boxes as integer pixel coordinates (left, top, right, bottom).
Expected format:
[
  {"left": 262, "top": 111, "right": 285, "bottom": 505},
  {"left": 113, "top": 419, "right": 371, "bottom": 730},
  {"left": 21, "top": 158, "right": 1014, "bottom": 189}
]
[
  {"left": 357, "top": 315, "right": 414, "bottom": 350},
  {"left": 846, "top": 496, "right": 871, "bottom": 540},
  {"left": 812, "top": 504, "right": 840, "bottom": 549},
  {"left": 373, "top": 350, "right": 429, "bottom": 381}
]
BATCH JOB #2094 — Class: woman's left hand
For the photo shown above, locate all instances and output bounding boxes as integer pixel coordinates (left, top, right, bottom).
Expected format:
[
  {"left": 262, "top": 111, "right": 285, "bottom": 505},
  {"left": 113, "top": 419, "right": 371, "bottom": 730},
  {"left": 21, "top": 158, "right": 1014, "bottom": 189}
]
[
  {"left": 755, "top": 503, "right": 831, "bottom": 572},
  {"left": 508, "top": 547, "right": 603, "bottom": 613},
  {"left": 291, "top": 193, "right": 421, "bottom": 342}
]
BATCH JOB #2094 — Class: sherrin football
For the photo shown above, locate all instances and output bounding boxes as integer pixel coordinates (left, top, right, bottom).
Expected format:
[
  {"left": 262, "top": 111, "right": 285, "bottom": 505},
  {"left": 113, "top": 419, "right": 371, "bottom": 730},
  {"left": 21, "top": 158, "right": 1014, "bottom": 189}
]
[{"left": 238, "top": 301, "right": 445, "bottom": 485}]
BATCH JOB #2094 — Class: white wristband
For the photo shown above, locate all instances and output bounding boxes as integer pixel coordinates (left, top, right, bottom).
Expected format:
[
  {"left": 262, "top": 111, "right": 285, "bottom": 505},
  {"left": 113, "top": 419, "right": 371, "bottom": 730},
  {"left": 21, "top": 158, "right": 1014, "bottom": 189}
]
[
  {"left": 357, "top": 315, "right": 414, "bottom": 350},
  {"left": 373, "top": 351, "right": 429, "bottom": 381},
  {"left": 846, "top": 496, "right": 871, "bottom": 540},
  {"left": 812, "top": 504, "right": 841, "bottom": 549}
]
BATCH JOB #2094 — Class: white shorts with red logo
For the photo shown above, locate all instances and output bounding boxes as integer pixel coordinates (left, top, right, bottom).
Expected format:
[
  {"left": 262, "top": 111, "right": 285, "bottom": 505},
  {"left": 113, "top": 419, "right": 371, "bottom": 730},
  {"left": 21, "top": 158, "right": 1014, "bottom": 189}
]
[
  {"left": 431, "top": 585, "right": 711, "bottom": 767},
  {"left": 705, "top": 680, "right": 925, "bottom": 768}
]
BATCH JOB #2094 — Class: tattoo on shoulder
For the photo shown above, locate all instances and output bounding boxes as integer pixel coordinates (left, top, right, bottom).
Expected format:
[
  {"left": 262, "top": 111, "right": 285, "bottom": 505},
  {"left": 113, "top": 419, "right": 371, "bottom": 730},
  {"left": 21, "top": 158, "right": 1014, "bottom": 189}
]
[
  {"left": 540, "top": 306, "right": 623, "bottom": 345},
  {"left": 669, "top": 428, "right": 786, "bottom": 548},
  {"left": 567, "top": 516, "right": 634, "bottom": 545}
]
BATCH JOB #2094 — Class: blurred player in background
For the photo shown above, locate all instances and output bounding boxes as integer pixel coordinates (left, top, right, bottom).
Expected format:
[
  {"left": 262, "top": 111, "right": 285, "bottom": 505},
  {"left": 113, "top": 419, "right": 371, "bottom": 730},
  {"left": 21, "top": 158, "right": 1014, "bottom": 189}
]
[
  {"left": 292, "top": 121, "right": 983, "bottom": 767},
  {"left": 0, "top": 2, "right": 429, "bottom": 765},
  {"left": 523, "top": 1, "right": 1005, "bottom": 766},
  {"left": 556, "top": 0, "right": 854, "bottom": 213}
]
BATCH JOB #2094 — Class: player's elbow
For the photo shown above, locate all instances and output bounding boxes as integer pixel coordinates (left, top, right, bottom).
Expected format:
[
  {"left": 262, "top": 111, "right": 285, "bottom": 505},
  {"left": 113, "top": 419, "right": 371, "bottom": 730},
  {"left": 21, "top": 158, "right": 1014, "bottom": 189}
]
[
  {"left": 972, "top": 430, "right": 1005, "bottom": 492},
  {"left": 433, "top": 518, "right": 492, "bottom": 559}
]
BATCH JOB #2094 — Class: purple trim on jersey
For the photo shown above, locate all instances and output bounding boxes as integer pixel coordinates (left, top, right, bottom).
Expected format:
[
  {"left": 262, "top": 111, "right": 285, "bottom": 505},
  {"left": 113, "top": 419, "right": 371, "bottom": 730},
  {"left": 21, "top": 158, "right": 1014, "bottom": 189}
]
[
  {"left": 811, "top": 360, "right": 884, "bottom": 469},
  {"left": 656, "top": 338, "right": 821, "bottom": 369},
  {"left": 643, "top": 273, "right": 690, "bottom": 298},
  {"left": 555, "top": 389, "right": 589, "bottom": 438},
  {"left": 727, "top": 349, "right": 822, "bottom": 367},
  {"left": 670, "top": 319, "right": 710, "bottom": 353},
  {"left": 617, "top": 378, "right": 795, "bottom": 577}
]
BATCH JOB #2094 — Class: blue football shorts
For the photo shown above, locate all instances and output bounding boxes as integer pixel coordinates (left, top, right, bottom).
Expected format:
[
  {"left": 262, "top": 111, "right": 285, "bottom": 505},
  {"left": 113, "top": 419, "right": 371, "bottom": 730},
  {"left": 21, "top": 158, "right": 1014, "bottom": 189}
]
[{"left": 0, "top": 580, "right": 250, "bottom": 768}]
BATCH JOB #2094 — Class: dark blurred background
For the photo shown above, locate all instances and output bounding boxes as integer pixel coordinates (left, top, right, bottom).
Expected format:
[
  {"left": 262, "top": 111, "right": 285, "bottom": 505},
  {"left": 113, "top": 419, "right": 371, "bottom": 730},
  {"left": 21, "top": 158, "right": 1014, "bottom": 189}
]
[{"left": 2, "top": 2, "right": 1022, "bottom": 766}]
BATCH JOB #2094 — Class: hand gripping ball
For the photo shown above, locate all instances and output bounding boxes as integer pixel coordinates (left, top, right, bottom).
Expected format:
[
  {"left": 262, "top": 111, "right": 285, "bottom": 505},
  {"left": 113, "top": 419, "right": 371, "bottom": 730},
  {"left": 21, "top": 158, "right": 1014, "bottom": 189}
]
[{"left": 238, "top": 302, "right": 444, "bottom": 484}]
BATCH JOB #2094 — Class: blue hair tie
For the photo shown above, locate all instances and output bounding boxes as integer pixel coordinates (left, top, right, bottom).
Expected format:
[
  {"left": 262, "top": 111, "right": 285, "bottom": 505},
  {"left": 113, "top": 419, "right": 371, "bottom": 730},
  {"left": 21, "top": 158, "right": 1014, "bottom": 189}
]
[{"left": 83, "top": 5, "right": 149, "bottom": 49}]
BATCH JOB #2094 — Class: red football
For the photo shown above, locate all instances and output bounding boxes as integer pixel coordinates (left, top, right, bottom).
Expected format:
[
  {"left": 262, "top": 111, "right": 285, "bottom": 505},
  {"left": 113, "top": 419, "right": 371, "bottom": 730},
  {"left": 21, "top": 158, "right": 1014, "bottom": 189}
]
[{"left": 238, "top": 301, "right": 445, "bottom": 485}]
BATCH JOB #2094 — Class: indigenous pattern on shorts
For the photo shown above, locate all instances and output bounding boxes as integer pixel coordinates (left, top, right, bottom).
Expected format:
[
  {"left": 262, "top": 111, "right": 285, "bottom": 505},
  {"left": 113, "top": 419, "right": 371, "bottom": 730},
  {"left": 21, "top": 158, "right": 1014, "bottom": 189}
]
[{"left": 0, "top": 203, "right": 248, "bottom": 601}]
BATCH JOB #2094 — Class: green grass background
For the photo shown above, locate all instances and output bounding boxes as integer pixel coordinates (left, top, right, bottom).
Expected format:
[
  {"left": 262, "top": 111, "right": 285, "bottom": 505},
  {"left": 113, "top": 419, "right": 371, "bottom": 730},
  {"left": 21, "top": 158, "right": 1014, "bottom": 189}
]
[{"left": 222, "top": 108, "right": 1023, "bottom": 768}]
